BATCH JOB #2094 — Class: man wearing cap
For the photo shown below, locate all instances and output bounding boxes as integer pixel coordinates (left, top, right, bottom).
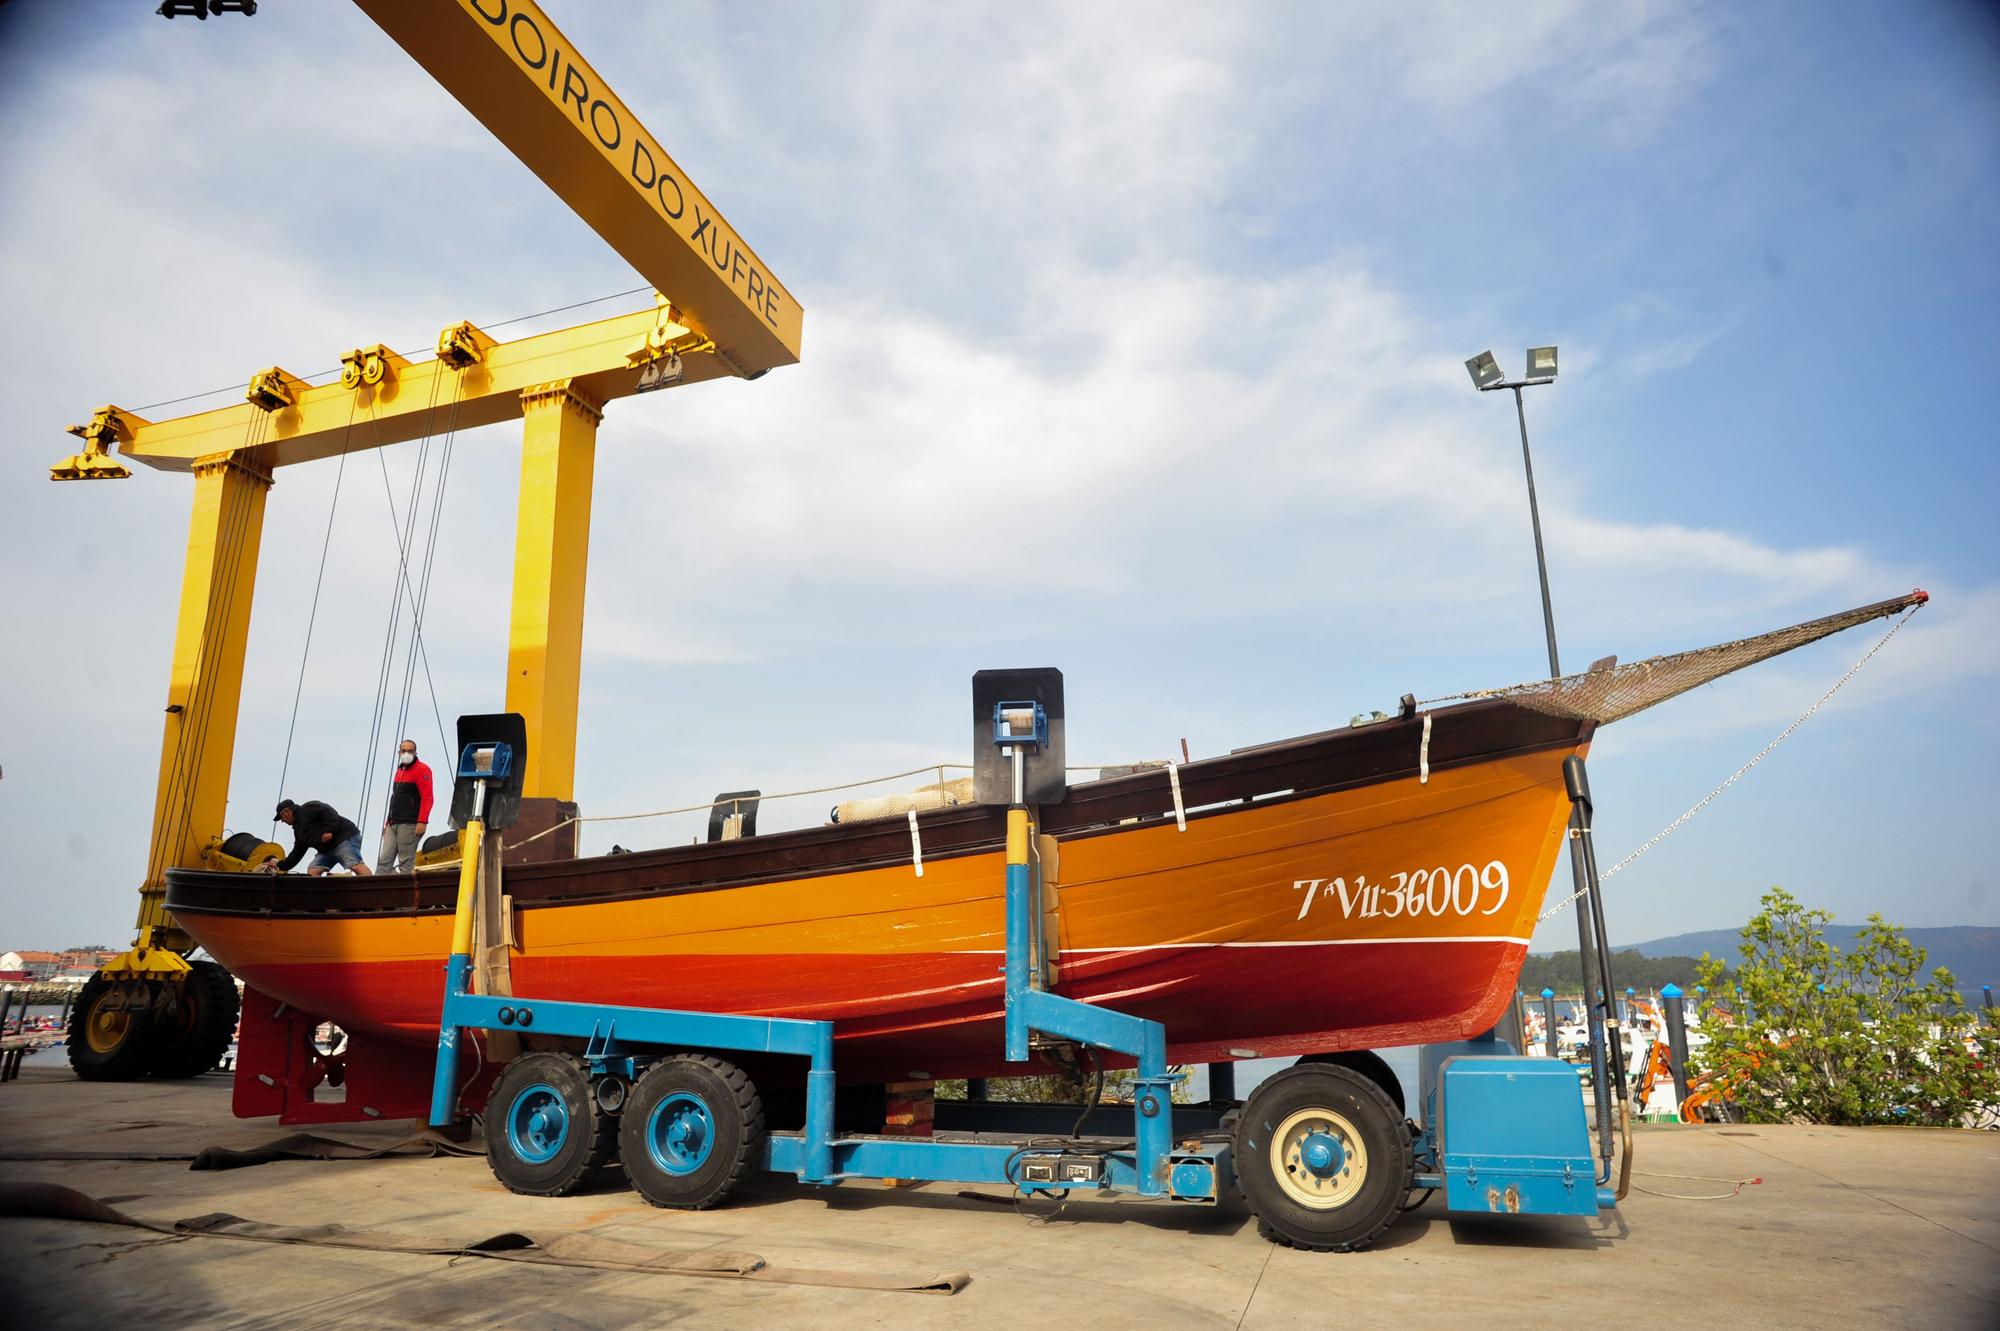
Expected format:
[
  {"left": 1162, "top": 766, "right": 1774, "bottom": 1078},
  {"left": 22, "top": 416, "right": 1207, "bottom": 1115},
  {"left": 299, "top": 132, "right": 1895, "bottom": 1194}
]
[
  {"left": 375, "top": 738, "right": 435, "bottom": 874},
  {"left": 264, "top": 798, "right": 373, "bottom": 877}
]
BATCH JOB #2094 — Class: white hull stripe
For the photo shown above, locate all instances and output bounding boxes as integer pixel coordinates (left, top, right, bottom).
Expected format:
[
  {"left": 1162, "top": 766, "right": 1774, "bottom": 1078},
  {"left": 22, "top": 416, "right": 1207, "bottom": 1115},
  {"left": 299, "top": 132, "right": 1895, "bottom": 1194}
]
[{"left": 952, "top": 936, "right": 1530, "bottom": 954}]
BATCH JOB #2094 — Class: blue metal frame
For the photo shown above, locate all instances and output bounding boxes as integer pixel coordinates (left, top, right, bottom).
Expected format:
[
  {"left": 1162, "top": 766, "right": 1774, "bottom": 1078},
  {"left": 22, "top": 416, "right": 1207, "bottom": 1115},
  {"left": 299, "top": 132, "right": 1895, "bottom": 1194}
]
[{"left": 428, "top": 720, "right": 1609, "bottom": 1226}]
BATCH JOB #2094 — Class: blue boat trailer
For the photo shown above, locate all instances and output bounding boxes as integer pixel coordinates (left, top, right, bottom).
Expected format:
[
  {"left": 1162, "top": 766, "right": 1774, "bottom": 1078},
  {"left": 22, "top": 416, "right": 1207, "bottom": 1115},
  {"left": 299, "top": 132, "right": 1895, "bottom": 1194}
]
[{"left": 427, "top": 703, "right": 1620, "bottom": 1250}]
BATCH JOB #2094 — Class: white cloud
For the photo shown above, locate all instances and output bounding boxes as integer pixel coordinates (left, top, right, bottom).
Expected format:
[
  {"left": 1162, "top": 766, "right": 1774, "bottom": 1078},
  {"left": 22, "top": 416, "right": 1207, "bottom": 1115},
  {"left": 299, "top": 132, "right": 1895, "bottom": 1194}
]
[{"left": 1, "top": 1, "right": 1988, "bottom": 952}]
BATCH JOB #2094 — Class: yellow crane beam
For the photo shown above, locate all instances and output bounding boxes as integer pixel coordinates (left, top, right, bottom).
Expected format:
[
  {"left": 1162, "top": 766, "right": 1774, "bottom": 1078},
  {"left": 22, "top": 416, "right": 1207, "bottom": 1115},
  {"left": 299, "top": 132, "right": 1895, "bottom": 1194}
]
[
  {"left": 52, "top": 296, "right": 711, "bottom": 956},
  {"left": 56, "top": 301, "right": 717, "bottom": 475},
  {"left": 353, "top": 0, "right": 803, "bottom": 376}
]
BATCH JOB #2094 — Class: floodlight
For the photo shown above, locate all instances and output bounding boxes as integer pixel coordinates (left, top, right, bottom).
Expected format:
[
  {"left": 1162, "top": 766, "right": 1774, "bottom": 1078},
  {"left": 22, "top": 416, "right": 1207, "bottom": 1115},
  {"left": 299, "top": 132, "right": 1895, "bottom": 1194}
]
[
  {"left": 1526, "top": 346, "right": 1558, "bottom": 380},
  {"left": 1465, "top": 350, "right": 1504, "bottom": 390}
]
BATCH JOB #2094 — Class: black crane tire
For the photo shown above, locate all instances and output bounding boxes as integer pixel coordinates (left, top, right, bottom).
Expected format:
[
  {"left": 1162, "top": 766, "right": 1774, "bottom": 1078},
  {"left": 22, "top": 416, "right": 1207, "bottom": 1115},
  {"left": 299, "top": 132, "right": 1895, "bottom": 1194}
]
[
  {"left": 147, "top": 960, "right": 240, "bottom": 1078},
  {"left": 66, "top": 974, "right": 158, "bottom": 1083}
]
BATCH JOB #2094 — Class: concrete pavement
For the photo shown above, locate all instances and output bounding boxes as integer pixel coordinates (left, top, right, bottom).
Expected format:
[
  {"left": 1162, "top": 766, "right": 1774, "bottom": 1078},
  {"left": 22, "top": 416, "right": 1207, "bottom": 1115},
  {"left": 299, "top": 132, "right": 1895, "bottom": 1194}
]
[{"left": 1, "top": 1066, "right": 1995, "bottom": 1329}]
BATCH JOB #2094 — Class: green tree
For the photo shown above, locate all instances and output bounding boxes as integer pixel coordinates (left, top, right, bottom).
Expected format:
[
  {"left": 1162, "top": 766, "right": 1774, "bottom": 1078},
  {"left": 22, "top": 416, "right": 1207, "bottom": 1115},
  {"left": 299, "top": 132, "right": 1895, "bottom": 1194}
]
[{"left": 1691, "top": 887, "right": 1998, "bottom": 1127}]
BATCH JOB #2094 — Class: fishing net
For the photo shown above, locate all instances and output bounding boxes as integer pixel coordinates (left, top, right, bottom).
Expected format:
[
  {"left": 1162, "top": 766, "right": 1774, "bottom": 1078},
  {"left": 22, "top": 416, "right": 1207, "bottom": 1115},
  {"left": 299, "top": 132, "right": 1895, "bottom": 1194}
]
[{"left": 1422, "top": 591, "right": 1926, "bottom": 726}]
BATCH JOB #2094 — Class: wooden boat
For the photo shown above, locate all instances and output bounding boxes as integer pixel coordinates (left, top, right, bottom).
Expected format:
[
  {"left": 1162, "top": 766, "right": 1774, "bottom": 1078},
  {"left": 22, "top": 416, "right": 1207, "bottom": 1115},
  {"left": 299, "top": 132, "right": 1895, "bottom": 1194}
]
[
  {"left": 170, "top": 700, "right": 1580, "bottom": 1082},
  {"left": 162, "top": 592, "right": 1924, "bottom": 1117}
]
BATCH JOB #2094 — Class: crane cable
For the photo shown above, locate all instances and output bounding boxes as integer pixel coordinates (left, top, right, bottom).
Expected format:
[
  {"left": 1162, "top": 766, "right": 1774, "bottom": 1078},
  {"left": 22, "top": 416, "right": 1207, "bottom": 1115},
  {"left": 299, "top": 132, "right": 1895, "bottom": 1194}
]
[
  {"left": 388, "top": 378, "right": 466, "bottom": 796},
  {"left": 355, "top": 368, "right": 460, "bottom": 830},
  {"left": 126, "top": 285, "right": 655, "bottom": 416},
  {"left": 271, "top": 393, "right": 364, "bottom": 832}
]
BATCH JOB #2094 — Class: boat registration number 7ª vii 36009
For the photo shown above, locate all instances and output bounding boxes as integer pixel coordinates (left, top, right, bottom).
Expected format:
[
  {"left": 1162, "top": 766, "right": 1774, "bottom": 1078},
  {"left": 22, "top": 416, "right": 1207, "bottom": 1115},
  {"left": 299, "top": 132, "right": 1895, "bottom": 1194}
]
[{"left": 1291, "top": 862, "right": 1512, "bottom": 922}]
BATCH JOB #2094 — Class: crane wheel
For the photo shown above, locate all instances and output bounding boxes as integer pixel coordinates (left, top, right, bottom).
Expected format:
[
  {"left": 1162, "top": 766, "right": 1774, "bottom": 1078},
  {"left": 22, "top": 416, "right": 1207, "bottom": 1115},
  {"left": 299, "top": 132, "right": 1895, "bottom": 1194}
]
[
  {"left": 1233, "top": 1063, "right": 1412, "bottom": 1253},
  {"left": 147, "top": 960, "right": 240, "bottom": 1079},
  {"left": 66, "top": 975, "right": 158, "bottom": 1082},
  {"left": 484, "top": 1053, "right": 616, "bottom": 1197},
  {"left": 620, "top": 1054, "right": 764, "bottom": 1210}
]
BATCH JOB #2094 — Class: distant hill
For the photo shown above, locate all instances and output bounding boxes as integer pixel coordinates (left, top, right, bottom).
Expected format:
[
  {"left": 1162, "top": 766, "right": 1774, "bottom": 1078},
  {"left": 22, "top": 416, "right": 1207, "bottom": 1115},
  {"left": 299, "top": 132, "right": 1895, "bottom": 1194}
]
[
  {"left": 1617, "top": 925, "right": 2000, "bottom": 1002},
  {"left": 1518, "top": 950, "right": 1711, "bottom": 995}
]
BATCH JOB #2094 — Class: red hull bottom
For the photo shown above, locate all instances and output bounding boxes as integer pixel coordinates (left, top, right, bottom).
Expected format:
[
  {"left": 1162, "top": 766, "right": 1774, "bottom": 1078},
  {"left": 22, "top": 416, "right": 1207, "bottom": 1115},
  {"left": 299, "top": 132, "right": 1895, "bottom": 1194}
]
[{"left": 240, "top": 938, "right": 1526, "bottom": 1088}]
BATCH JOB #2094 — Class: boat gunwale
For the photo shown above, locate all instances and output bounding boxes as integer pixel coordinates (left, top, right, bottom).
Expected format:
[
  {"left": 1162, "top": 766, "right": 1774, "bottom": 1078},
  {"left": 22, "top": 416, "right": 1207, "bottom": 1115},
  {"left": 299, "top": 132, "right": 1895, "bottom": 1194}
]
[{"left": 165, "top": 697, "right": 1590, "bottom": 922}]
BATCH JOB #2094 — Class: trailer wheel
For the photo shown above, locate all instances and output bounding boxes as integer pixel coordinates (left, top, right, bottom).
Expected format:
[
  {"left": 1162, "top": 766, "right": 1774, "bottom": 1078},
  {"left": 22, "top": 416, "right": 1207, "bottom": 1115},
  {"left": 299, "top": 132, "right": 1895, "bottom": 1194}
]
[
  {"left": 620, "top": 1054, "right": 764, "bottom": 1210},
  {"left": 1294, "top": 1050, "right": 1407, "bottom": 1117},
  {"left": 485, "top": 1053, "right": 615, "bottom": 1197},
  {"left": 66, "top": 975, "right": 156, "bottom": 1082},
  {"left": 147, "top": 960, "right": 240, "bottom": 1079},
  {"left": 1234, "top": 1063, "right": 1411, "bottom": 1252}
]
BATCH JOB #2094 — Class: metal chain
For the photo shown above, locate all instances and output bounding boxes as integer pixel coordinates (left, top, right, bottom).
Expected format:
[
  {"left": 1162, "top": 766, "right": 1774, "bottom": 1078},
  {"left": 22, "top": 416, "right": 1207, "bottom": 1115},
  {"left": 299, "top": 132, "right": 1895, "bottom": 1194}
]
[{"left": 1539, "top": 604, "right": 1920, "bottom": 922}]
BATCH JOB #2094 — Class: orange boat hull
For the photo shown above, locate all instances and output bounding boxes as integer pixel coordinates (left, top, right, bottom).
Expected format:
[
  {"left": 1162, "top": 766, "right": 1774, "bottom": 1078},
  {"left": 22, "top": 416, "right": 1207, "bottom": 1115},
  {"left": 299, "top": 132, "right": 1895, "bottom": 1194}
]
[{"left": 176, "top": 745, "right": 1575, "bottom": 1084}]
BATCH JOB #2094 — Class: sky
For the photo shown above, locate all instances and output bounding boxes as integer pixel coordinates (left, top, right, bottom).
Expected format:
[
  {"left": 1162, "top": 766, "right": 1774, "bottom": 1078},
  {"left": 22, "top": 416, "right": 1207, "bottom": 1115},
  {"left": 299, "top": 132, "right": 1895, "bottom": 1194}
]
[{"left": 1, "top": 1, "right": 1995, "bottom": 959}]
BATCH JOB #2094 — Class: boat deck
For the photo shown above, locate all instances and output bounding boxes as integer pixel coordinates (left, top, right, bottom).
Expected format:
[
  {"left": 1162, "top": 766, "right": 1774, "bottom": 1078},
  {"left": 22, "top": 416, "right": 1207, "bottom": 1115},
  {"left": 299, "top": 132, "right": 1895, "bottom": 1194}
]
[{"left": 2, "top": 1065, "right": 1995, "bottom": 1328}]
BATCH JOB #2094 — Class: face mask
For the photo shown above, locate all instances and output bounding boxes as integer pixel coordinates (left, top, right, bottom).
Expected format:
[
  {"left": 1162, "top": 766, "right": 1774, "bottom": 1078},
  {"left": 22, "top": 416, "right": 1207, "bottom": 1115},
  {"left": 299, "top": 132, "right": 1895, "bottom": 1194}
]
[{"left": 398, "top": 752, "right": 415, "bottom": 767}]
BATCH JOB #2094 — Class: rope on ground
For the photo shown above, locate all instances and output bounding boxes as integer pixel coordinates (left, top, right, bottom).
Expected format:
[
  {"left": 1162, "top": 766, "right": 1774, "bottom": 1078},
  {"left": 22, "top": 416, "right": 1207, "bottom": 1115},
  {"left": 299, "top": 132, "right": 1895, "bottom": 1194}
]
[
  {"left": 1629, "top": 1170, "right": 1762, "bottom": 1201},
  {"left": 0, "top": 1181, "right": 970, "bottom": 1294},
  {"left": 1539, "top": 604, "right": 1919, "bottom": 923}
]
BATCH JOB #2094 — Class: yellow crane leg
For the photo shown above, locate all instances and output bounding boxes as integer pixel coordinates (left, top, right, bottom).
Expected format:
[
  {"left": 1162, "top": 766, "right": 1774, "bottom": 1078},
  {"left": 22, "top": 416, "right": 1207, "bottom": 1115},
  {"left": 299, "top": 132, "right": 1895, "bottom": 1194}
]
[
  {"left": 506, "top": 380, "right": 601, "bottom": 801},
  {"left": 74, "top": 450, "right": 268, "bottom": 1082},
  {"left": 129, "top": 450, "right": 273, "bottom": 958}
]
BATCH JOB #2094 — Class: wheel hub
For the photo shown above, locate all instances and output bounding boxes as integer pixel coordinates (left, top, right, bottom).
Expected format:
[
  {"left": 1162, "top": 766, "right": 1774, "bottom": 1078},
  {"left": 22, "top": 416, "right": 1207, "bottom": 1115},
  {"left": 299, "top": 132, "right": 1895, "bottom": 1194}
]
[
  {"left": 1271, "top": 1107, "right": 1367, "bottom": 1210},
  {"left": 648, "top": 1092, "right": 716, "bottom": 1176},
  {"left": 1300, "top": 1131, "right": 1344, "bottom": 1177},
  {"left": 507, "top": 1084, "right": 571, "bottom": 1164}
]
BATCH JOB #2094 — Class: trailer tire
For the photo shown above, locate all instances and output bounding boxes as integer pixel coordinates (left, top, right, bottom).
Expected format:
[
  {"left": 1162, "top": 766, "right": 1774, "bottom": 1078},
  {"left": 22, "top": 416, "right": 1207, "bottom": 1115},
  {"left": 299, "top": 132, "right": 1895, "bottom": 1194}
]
[
  {"left": 1294, "top": 1049, "right": 1406, "bottom": 1117},
  {"left": 66, "top": 975, "right": 157, "bottom": 1082},
  {"left": 147, "top": 960, "right": 240, "bottom": 1079},
  {"left": 1234, "top": 1063, "right": 1412, "bottom": 1252},
  {"left": 620, "top": 1054, "right": 764, "bottom": 1211},
  {"left": 485, "top": 1053, "right": 614, "bottom": 1197}
]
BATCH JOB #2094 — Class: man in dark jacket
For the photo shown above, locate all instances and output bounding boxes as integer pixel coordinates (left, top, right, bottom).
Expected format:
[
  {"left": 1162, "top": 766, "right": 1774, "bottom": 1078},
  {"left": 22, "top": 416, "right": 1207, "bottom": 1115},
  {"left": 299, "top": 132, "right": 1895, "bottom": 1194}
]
[
  {"left": 376, "top": 738, "right": 435, "bottom": 874},
  {"left": 265, "top": 798, "right": 373, "bottom": 877}
]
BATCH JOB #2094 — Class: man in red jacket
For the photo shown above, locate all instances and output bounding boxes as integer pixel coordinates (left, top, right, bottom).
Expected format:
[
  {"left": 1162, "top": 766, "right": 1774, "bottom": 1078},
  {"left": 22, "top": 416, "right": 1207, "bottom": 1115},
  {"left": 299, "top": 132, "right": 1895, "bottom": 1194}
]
[{"left": 375, "top": 738, "right": 435, "bottom": 874}]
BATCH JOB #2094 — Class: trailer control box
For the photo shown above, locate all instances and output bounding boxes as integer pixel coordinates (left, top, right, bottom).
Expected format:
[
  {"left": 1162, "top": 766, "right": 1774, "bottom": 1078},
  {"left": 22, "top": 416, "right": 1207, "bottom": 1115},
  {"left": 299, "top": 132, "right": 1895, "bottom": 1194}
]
[{"left": 1018, "top": 1152, "right": 1104, "bottom": 1185}]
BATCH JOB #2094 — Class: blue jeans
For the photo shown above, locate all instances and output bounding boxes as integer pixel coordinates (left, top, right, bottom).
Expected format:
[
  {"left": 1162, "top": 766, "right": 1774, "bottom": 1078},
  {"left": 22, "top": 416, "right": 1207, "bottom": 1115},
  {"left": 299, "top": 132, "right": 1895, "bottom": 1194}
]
[{"left": 312, "top": 835, "right": 365, "bottom": 872}]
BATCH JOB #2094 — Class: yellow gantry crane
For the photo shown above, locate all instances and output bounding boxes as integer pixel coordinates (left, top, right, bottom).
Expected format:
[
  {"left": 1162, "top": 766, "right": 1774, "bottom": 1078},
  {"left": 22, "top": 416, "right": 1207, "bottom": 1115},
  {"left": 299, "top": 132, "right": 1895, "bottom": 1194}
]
[{"left": 50, "top": 0, "right": 802, "bottom": 1080}]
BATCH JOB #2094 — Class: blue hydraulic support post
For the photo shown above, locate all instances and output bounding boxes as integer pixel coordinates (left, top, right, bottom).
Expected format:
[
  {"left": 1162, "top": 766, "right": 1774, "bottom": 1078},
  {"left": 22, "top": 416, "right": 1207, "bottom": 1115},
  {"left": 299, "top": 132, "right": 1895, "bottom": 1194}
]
[
  {"left": 994, "top": 701, "right": 1175, "bottom": 1195},
  {"left": 802, "top": 1018, "right": 836, "bottom": 1184},
  {"left": 430, "top": 740, "right": 512, "bottom": 1128}
]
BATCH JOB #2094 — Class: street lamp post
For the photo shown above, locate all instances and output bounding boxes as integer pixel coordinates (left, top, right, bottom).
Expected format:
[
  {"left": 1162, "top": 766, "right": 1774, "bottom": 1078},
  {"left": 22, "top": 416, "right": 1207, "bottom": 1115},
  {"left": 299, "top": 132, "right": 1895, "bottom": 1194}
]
[
  {"left": 1464, "top": 346, "right": 1562, "bottom": 678},
  {"left": 1467, "top": 345, "right": 1623, "bottom": 1182}
]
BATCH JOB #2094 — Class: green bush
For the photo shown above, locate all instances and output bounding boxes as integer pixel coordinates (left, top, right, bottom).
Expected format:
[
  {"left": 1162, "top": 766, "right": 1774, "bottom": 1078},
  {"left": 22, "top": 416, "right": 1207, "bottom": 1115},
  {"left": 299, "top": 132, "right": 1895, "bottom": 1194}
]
[{"left": 1691, "top": 887, "right": 1998, "bottom": 1127}]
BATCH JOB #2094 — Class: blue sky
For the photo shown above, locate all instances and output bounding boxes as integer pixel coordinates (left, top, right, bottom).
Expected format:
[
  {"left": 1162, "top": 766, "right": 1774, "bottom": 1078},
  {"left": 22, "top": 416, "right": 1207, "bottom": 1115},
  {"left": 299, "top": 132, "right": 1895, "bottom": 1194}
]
[{"left": 1, "top": 2, "right": 1995, "bottom": 959}]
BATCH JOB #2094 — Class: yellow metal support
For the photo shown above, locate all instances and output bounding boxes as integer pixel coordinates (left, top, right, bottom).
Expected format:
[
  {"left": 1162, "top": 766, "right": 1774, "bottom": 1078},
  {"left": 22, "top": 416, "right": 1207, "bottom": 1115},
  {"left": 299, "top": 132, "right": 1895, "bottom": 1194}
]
[
  {"left": 76, "top": 304, "right": 709, "bottom": 475},
  {"left": 353, "top": 0, "right": 803, "bottom": 375},
  {"left": 506, "top": 380, "right": 602, "bottom": 800},
  {"left": 140, "top": 450, "right": 273, "bottom": 950}
]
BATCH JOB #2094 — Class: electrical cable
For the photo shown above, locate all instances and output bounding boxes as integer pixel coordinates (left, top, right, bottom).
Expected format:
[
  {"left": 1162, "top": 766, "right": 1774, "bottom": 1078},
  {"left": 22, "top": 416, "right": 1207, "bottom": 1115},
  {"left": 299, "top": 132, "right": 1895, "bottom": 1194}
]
[
  {"left": 1629, "top": 1171, "right": 1761, "bottom": 1201},
  {"left": 127, "top": 285, "right": 655, "bottom": 414}
]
